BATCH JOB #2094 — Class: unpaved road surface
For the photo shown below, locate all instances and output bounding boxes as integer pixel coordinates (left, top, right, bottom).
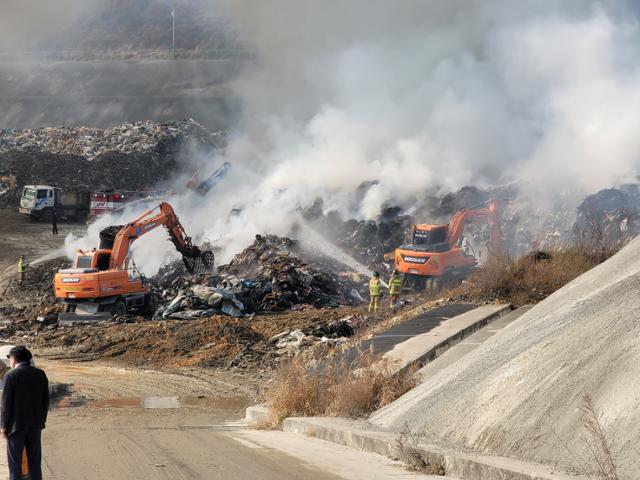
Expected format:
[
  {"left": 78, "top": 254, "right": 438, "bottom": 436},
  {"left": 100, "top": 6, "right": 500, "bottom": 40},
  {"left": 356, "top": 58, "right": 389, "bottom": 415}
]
[
  {"left": 0, "top": 209, "right": 82, "bottom": 293},
  {"left": 0, "top": 358, "right": 430, "bottom": 480}
]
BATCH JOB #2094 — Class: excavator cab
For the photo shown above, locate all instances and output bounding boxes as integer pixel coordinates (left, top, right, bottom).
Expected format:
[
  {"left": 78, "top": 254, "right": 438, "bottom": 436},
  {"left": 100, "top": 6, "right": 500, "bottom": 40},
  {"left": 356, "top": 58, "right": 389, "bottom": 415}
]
[
  {"left": 410, "top": 224, "right": 450, "bottom": 253},
  {"left": 74, "top": 250, "right": 112, "bottom": 271}
]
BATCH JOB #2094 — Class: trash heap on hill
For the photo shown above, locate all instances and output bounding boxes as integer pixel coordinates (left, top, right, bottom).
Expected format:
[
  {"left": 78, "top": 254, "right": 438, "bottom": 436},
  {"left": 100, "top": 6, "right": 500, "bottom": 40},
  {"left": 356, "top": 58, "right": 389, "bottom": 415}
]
[
  {"left": 152, "top": 234, "right": 367, "bottom": 319},
  {"left": 574, "top": 186, "right": 640, "bottom": 250},
  {"left": 0, "top": 119, "right": 216, "bottom": 160},
  {"left": 0, "top": 120, "right": 225, "bottom": 193}
]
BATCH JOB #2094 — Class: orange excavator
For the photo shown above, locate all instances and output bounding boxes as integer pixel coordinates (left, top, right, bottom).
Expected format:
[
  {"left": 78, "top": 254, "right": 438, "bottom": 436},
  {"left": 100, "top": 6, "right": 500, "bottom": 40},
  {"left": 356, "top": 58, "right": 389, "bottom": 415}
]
[
  {"left": 394, "top": 199, "right": 502, "bottom": 291},
  {"left": 55, "top": 202, "right": 214, "bottom": 321}
]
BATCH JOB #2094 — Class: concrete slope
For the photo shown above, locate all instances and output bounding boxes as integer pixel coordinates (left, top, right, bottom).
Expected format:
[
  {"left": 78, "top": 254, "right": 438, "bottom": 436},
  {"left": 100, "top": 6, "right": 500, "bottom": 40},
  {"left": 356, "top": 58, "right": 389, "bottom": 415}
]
[{"left": 371, "top": 237, "right": 640, "bottom": 477}]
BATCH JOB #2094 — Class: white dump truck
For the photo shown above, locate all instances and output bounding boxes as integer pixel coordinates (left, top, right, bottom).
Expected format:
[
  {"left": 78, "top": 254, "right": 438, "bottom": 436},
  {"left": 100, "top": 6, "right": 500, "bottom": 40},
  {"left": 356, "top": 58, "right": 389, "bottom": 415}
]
[{"left": 19, "top": 185, "right": 90, "bottom": 221}]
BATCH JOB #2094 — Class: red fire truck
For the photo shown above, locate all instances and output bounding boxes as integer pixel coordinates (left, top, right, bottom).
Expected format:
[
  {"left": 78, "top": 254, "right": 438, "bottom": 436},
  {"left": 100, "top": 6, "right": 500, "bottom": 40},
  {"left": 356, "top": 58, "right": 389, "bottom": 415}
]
[{"left": 89, "top": 190, "right": 166, "bottom": 220}]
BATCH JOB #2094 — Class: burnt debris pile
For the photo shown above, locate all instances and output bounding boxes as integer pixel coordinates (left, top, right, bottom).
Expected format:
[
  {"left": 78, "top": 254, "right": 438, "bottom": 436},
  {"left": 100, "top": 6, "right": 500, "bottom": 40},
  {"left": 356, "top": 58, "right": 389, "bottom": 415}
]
[{"left": 153, "top": 234, "right": 366, "bottom": 319}]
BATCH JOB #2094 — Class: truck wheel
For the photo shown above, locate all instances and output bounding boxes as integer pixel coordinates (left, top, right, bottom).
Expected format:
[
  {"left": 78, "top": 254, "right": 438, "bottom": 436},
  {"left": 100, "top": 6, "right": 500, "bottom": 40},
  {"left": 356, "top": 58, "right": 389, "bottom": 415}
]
[
  {"left": 64, "top": 304, "right": 76, "bottom": 313},
  {"left": 113, "top": 300, "right": 127, "bottom": 316}
]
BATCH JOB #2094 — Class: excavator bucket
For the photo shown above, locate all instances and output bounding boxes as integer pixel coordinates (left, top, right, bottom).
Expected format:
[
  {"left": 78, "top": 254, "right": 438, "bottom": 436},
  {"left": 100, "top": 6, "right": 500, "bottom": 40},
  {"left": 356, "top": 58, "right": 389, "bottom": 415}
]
[{"left": 182, "top": 250, "right": 215, "bottom": 275}]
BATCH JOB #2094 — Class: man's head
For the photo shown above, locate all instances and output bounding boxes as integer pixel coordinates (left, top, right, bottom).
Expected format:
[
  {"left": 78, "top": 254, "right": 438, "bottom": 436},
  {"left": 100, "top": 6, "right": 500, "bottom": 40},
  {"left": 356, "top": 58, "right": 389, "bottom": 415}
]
[
  {"left": 7, "top": 345, "right": 32, "bottom": 368},
  {"left": 373, "top": 271, "right": 380, "bottom": 278},
  {"left": 393, "top": 269, "right": 399, "bottom": 276}
]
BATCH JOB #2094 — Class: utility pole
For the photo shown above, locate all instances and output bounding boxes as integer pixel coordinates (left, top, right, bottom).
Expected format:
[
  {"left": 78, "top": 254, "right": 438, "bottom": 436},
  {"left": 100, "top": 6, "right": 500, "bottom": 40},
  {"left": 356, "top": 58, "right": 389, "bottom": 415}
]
[{"left": 171, "top": 7, "right": 176, "bottom": 59}]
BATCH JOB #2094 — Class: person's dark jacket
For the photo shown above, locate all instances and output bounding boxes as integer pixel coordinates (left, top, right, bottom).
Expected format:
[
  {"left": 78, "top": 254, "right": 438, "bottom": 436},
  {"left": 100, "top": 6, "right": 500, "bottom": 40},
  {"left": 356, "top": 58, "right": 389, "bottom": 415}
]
[{"left": 1, "top": 364, "right": 49, "bottom": 434}]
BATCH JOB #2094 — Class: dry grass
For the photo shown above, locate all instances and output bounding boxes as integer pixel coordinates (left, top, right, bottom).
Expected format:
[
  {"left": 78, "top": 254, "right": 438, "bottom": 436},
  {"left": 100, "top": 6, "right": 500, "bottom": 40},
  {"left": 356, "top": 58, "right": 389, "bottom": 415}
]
[
  {"left": 556, "top": 394, "right": 620, "bottom": 480},
  {"left": 450, "top": 246, "right": 615, "bottom": 306},
  {"left": 394, "top": 425, "right": 446, "bottom": 475},
  {"left": 580, "top": 395, "right": 619, "bottom": 480},
  {"left": 262, "top": 349, "right": 419, "bottom": 427}
]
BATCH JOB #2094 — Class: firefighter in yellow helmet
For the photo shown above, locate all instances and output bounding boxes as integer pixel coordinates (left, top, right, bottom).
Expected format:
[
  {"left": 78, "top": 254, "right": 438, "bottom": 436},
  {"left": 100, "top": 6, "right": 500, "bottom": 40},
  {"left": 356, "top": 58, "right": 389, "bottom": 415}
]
[
  {"left": 369, "top": 271, "right": 382, "bottom": 313},
  {"left": 388, "top": 269, "right": 402, "bottom": 311},
  {"left": 17, "top": 255, "right": 27, "bottom": 287}
]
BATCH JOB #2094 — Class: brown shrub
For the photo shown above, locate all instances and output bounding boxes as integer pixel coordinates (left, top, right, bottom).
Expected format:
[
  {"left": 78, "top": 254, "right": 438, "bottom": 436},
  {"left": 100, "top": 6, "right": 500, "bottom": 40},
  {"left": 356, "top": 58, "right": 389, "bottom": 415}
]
[
  {"left": 451, "top": 246, "right": 615, "bottom": 306},
  {"left": 263, "top": 350, "right": 418, "bottom": 427}
]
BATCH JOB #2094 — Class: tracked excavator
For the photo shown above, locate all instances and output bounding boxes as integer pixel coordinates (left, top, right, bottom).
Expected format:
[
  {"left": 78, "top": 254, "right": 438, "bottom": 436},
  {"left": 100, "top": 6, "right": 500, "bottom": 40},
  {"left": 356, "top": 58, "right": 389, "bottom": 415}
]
[
  {"left": 395, "top": 199, "right": 502, "bottom": 291},
  {"left": 55, "top": 202, "right": 214, "bottom": 321}
]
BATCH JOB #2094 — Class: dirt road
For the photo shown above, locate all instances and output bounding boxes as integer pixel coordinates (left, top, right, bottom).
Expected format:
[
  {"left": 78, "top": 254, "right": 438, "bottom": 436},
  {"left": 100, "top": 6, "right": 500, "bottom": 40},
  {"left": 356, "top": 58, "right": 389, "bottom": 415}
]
[
  {"left": 0, "top": 209, "right": 82, "bottom": 293},
  {"left": 0, "top": 358, "right": 430, "bottom": 480}
]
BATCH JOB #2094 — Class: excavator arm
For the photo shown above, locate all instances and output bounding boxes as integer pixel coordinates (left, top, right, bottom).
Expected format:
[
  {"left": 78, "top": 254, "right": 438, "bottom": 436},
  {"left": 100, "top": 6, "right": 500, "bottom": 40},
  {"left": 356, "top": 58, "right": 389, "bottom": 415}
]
[
  {"left": 445, "top": 198, "right": 502, "bottom": 254},
  {"left": 109, "top": 202, "right": 214, "bottom": 273}
]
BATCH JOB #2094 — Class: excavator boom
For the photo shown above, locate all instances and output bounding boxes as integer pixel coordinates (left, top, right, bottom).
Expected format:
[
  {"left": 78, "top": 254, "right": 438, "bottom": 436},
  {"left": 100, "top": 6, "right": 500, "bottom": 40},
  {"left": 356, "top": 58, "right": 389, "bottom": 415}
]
[
  {"left": 109, "top": 202, "right": 214, "bottom": 274},
  {"left": 446, "top": 198, "right": 502, "bottom": 254}
]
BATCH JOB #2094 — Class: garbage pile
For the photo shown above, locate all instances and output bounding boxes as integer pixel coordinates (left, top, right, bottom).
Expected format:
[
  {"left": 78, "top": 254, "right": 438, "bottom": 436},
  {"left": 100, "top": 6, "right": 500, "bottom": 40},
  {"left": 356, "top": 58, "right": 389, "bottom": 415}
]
[
  {"left": 268, "top": 314, "right": 367, "bottom": 355},
  {"left": 0, "top": 119, "right": 216, "bottom": 160},
  {"left": 1, "top": 258, "right": 69, "bottom": 320},
  {"left": 335, "top": 213, "right": 414, "bottom": 273},
  {"left": 152, "top": 234, "right": 366, "bottom": 319},
  {"left": 303, "top": 199, "right": 413, "bottom": 274},
  {"left": 0, "top": 120, "right": 225, "bottom": 192},
  {"left": 573, "top": 186, "right": 640, "bottom": 250}
]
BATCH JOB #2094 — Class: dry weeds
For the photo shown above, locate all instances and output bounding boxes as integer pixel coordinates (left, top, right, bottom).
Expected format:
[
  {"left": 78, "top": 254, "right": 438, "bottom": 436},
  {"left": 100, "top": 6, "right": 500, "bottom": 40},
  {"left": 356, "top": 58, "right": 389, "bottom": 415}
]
[
  {"left": 262, "top": 349, "right": 418, "bottom": 427},
  {"left": 555, "top": 394, "right": 620, "bottom": 480},
  {"left": 394, "top": 424, "right": 446, "bottom": 475},
  {"left": 450, "top": 246, "right": 615, "bottom": 306},
  {"left": 580, "top": 394, "right": 619, "bottom": 480}
]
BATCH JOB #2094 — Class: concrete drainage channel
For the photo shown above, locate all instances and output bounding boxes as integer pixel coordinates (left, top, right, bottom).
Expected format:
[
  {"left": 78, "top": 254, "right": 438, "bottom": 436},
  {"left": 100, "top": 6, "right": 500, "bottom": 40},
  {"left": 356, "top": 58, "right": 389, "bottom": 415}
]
[{"left": 246, "top": 305, "right": 586, "bottom": 480}]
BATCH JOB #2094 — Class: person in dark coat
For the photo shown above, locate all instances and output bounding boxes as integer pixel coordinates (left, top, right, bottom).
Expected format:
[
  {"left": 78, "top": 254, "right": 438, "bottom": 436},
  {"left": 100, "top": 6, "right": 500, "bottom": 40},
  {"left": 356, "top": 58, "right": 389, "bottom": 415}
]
[
  {"left": 51, "top": 208, "right": 58, "bottom": 235},
  {"left": 1, "top": 346, "right": 49, "bottom": 480}
]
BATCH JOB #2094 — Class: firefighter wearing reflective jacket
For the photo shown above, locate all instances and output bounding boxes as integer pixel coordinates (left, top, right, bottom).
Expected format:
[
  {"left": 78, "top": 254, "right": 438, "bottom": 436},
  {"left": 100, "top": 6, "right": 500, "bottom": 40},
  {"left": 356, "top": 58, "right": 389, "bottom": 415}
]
[
  {"left": 389, "top": 270, "right": 402, "bottom": 310},
  {"left": 17, "top": 255, "right": 27, "bottom": 286},
  {"left": 369, "top": 271, "right": 382, "bottom": 313}
]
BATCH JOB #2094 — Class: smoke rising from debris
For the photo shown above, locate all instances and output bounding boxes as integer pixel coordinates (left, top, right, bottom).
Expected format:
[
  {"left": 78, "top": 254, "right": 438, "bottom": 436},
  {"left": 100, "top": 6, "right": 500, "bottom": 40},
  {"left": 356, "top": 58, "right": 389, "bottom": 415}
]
[
  {"left": 64, "top": 1, "right": 640, "bottom": 273},
  {"left": 185, "top": 1, "right": 640, "bottom": 260}
]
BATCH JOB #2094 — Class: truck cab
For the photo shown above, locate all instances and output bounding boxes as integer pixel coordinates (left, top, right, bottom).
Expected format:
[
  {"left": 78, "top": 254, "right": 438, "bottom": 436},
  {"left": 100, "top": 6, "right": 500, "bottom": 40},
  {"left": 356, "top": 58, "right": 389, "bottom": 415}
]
[
  {"left": 19, "top": 185, "right": 57, "bottom": 220},
  {"left": 19, "top": 185, "right": 89, "bottom": 221}
]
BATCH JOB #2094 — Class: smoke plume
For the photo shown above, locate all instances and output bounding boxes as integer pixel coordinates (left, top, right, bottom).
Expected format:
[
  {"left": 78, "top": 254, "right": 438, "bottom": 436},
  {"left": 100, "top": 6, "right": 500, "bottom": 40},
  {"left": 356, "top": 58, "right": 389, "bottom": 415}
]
[
  {"left": 67, "top": 1, "right": 640, "bottom": 272},
  {"left": 193, "top": 1, "right": 640, "bottom": 256}
]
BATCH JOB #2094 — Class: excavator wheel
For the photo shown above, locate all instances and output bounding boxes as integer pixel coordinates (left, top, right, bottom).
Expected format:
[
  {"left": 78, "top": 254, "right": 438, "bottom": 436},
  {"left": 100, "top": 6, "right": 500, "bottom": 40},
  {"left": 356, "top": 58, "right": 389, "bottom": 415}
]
[
  {"left": 113, "top": 300, "right": 127, "bottom": 316},
  {"left": 145, "top": 294, "right": 159, "bottom": 318}
]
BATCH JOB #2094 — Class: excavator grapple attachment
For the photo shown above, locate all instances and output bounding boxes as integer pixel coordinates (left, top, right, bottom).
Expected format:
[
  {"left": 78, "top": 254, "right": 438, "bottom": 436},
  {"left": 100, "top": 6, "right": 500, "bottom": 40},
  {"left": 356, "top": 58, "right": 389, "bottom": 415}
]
[{"left": 182, "top": 250, "right": 215, "bottom": 275}]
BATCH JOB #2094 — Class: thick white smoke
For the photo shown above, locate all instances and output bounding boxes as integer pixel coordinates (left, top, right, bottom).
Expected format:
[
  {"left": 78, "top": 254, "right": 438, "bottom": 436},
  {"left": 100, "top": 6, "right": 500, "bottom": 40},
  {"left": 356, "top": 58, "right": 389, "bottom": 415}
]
[
  {"left": 201, "top": 1, "right": 640, "bottom": 251},
  {"left": 65, "top": 0, "right": 640, "bottom": 273}
]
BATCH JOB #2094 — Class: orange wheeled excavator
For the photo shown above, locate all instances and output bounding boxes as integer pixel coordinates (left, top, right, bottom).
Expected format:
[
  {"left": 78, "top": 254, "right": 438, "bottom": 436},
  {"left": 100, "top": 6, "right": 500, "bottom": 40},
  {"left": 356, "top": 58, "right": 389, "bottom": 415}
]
[
  {"left": 55, "top": 202, "right": 214, "bottom": 321},
  {"left": 394, "top": 199, "right": 502, "bottom": 291}
]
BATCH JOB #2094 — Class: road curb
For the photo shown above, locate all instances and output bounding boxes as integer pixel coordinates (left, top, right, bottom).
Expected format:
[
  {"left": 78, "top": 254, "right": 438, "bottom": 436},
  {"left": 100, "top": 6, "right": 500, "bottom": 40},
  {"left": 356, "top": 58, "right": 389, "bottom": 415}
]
[
  {"left": 245, "top": 403, "right": 269, "bottom": 423},
  {"left": 282, "top": 416, "right": 584, "bottom": 480}
]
